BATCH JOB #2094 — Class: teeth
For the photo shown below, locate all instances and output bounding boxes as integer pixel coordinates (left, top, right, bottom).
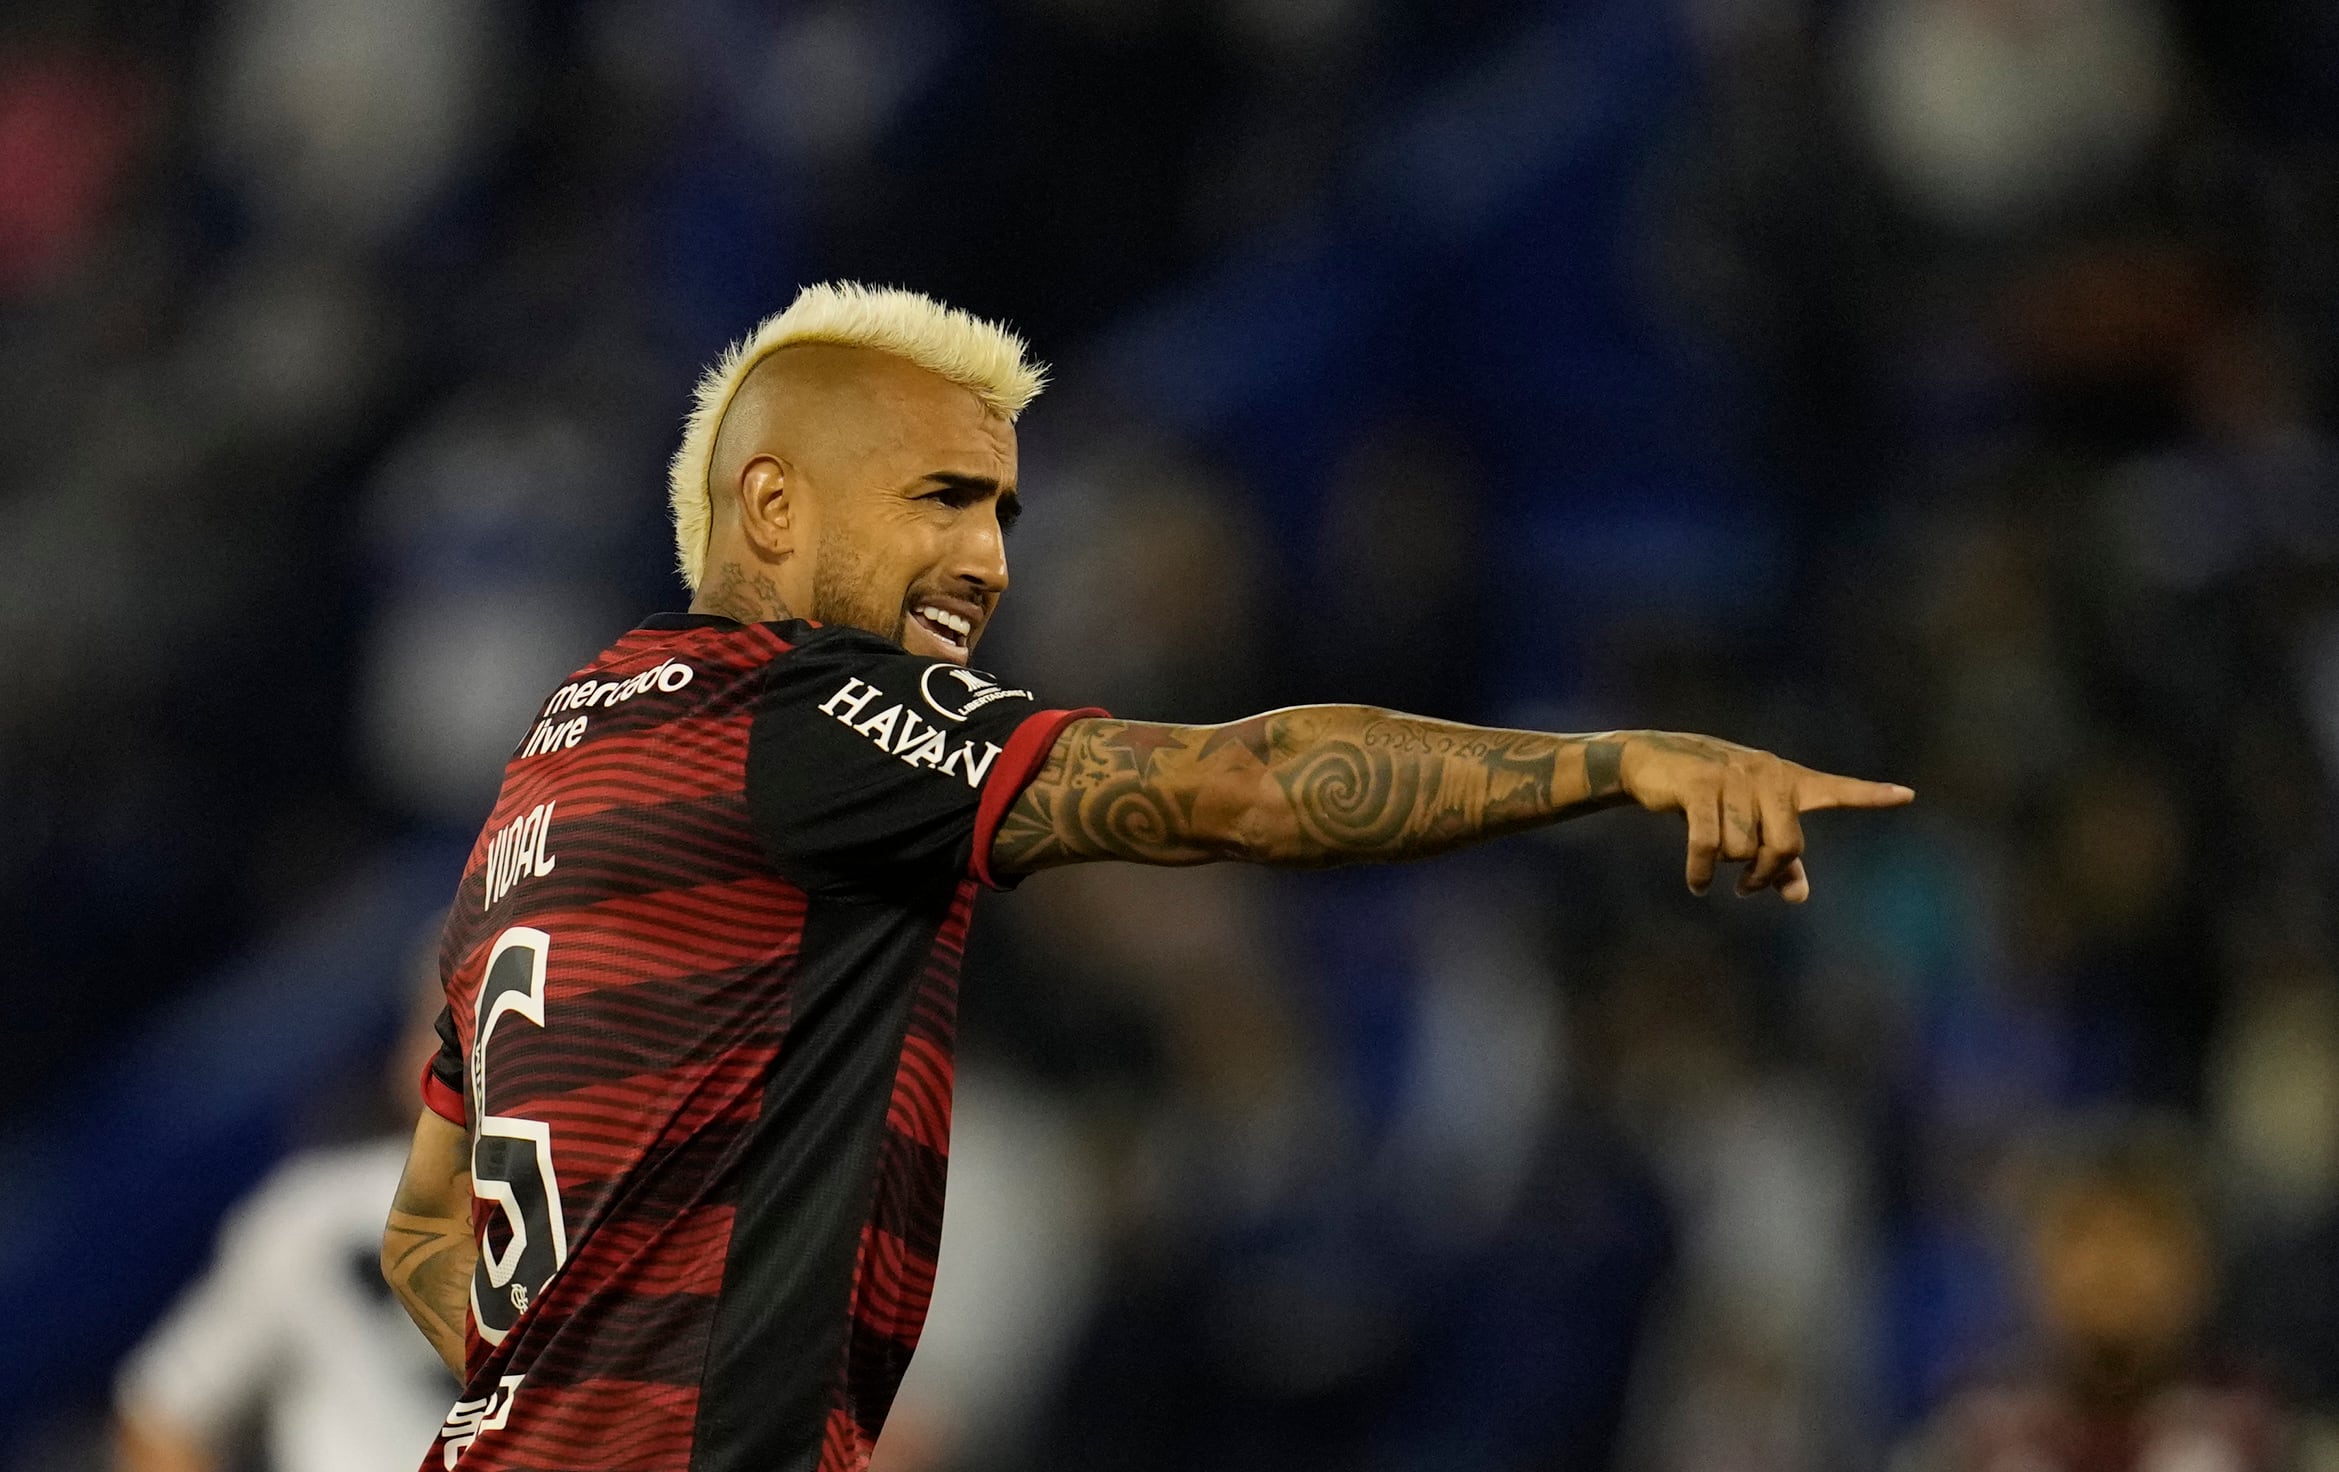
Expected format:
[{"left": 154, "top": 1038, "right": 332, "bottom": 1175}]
[{"left": 918, "top": 605, "right": 971, "bottom": 638}]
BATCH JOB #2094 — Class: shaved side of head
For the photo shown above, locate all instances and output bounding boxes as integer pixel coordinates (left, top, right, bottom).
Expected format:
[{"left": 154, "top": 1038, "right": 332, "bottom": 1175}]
[{"left": 704, "top": 343, "right": 943, "bottom": 537}]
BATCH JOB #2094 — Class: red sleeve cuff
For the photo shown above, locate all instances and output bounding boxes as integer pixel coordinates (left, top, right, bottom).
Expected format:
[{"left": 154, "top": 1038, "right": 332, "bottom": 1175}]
[
  {"left": 420, "top": 1058, "right": 466, "bottom": 1125},
  {"left": 971, "top": 706, "right": 1106, "bottom": 890}
]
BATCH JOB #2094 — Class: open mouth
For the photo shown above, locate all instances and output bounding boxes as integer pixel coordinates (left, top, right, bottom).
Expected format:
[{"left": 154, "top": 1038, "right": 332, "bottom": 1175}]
[{"left": 906, "top": 601, "right": 975, "bottom": 660}]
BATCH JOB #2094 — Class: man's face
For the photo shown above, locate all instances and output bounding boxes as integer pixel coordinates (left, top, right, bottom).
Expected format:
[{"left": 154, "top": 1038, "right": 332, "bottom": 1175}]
[{"left": 796, "top": 359, "right": 1020, "bottom": 666}]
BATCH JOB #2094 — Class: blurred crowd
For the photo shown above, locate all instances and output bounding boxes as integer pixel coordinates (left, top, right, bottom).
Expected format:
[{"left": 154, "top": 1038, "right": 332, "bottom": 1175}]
[{"left": 2, "top": 0, "right": 2336, "bottom": 1469}]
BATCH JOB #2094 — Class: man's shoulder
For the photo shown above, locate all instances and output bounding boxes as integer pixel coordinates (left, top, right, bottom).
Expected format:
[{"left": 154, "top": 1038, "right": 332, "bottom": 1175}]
[
  {"left": 620, "top": 612, "right": 810, "bottom": 657},
  {"left": 624, "top": 613, "right": 903, "bottom": 667},
  {"left": 770, "top": 621, "right": 905, "bottom": 660},
  {"left": 756, "top": 624, "right": 1035, "bottom": 712}
]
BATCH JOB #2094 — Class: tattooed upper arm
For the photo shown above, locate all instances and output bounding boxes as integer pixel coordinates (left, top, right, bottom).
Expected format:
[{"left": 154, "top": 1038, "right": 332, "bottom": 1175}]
[{"left": 988, "top": 718, "right": 1257, "bottom": 872}]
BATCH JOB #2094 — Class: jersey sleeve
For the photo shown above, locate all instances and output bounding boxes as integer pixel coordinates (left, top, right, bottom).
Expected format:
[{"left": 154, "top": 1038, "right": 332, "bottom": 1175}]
[
  {"left": 420, "top": 1003, "right": 466, "bottom": 1125},
  {"left": 746, "top": 626, "right": 1103, "bottom": 894}
]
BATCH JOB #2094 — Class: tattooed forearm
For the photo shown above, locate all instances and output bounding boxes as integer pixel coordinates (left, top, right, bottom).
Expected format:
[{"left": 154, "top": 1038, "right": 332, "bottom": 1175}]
[
  {"left": 382, "top": 1120, "right": 475, "bottom": 1377},
  {"left": 1585, "top": 736, "right": 1625, "bottom": 798},
  {"left": 991, "top": 709, "right": 1639, "bottom": 873},
  {"left": 384, "top": 1213, "right": 474, "bottom": 1375},
  {"left": 1260, "top": 712, "right": 1632, "bottom": 861}
]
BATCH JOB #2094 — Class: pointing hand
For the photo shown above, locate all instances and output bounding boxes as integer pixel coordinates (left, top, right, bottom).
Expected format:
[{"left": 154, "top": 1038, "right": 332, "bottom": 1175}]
[{"left": 1615, "top": 732, "right": 1913, "bottom": 903}]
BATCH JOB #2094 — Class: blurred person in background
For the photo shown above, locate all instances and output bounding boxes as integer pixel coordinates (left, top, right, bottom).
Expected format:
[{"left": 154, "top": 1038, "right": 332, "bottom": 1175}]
[
  {"left": 1890, "top": 1125, "right": 2339, "bottom": 1472},
  {"left": 112, "top": 952, "right": 458, "bottom": 1472},
  {"left": 382, "top": 279, "right": 1911, "bottom": 1472},
  {"left": 2212, "top": 939, "right": 2339, "bottom": 1413},
  {"left": 866, "top": 1063, "right": 1105, "bottom": 1472}
]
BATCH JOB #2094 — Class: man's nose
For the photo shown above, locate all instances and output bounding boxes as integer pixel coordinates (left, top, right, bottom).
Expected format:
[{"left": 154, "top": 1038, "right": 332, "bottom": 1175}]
[{"left": 953, "top": 508, "right": 1009, "bottom": 593}]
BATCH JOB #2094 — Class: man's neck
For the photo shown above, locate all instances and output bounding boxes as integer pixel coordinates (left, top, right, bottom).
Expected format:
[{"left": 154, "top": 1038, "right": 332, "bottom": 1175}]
[{"left": 694, "top": 560, "right": 794, "bottom": 624}]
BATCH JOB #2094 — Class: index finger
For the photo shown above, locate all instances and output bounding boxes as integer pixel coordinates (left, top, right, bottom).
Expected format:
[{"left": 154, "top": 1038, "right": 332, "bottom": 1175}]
[{"left": 1792, "top": 770, "right": 1916, "bottom": 812}]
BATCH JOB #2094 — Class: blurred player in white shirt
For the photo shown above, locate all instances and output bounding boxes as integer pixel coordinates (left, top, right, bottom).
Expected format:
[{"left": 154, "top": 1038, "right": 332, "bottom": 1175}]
[{"left": 113, "top": 965, "right": 457, "bottom": 1472}]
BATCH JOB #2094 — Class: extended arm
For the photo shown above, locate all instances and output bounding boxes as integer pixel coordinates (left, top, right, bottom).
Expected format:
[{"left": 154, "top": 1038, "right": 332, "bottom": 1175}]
[
  {"left": 381, "top": 1109, "right": 474, "bottom": 1377},
  {"left": 990, "top": 708, "right": 1911, "bottom": 899}
]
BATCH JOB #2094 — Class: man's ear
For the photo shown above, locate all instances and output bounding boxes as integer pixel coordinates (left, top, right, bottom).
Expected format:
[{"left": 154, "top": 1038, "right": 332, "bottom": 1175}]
[{"left": 736, "top": 456, "right": 796, "bottom": 559}]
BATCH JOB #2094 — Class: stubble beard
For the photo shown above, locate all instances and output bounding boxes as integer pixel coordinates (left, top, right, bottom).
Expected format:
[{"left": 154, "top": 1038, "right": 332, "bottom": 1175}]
[{"left": 809, "top": 527, "right": 908, "bottom": 647}]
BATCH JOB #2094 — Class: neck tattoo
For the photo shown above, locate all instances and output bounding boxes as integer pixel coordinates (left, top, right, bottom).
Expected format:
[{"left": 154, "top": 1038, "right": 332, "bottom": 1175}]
[{"left": 700, "top": 562, "right": 792, "bottom": 624}]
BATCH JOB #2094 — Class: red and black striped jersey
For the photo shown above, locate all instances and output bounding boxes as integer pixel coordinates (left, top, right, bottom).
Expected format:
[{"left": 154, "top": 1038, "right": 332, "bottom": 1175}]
[{"left": 415, "top": 614, "right": 1097, "bottom": 1472}]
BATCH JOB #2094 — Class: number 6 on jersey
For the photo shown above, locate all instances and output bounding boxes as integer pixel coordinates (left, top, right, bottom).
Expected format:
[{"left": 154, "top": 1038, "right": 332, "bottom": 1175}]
[{"left": 469, "top": 925, "right": 568, "bottom": 1345}]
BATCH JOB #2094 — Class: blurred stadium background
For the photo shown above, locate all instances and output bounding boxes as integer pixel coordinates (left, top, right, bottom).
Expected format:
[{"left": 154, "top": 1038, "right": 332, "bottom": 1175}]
[{"left": 4, "top": 0, "right": 2339, "bottom": 1468}]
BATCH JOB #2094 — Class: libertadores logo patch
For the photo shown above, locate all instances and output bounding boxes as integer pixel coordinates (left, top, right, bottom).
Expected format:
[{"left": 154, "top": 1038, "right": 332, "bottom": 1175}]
[{"left": 918, "top": 663, "right": 1032, "bottom": 723}]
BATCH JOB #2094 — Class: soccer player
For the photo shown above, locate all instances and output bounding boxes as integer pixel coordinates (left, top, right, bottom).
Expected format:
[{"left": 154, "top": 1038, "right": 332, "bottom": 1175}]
[{"left": 381, "top": 283, "right": 1912, "bottom": 1472}]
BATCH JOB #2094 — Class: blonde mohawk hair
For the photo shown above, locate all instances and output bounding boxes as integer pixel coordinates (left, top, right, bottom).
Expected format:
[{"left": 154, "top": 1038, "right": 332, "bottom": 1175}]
[{"left": 667, "top": 281, "right": 1047, "bottom": 590}]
